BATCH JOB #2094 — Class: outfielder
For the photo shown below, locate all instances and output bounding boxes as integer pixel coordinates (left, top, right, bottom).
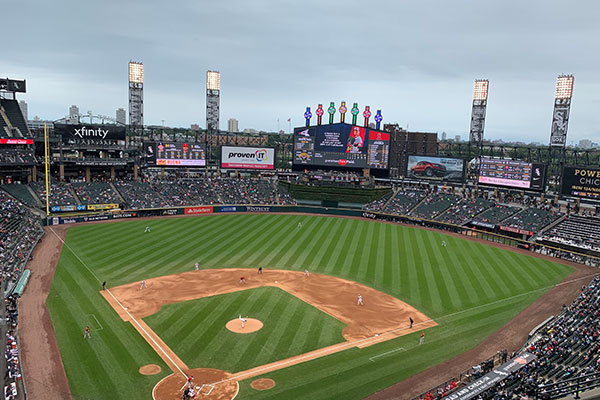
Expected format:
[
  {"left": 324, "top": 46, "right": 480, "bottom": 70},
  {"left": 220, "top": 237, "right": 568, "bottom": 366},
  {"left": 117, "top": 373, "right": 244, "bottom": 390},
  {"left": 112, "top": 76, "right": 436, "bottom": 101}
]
[
  {"left": 145, "top": 225, "right": 150, "bottom": 233},
  {"left": 84, "top": 325, "right": 91, "bottom": 339}
]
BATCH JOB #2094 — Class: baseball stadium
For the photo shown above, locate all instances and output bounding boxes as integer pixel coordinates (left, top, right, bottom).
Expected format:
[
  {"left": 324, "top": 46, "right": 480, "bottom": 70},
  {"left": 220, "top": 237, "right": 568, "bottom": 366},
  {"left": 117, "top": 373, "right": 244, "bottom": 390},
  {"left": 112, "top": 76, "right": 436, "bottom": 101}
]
[{"left": 2, "top": 69, "right": 600, "bottom": 400}]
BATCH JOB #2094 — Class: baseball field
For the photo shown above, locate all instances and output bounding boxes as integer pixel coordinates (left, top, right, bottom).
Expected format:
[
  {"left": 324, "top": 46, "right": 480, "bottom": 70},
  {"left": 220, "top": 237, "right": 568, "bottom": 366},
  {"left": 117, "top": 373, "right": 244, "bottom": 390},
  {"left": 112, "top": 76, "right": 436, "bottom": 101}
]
[{"left": 43, "top": 213, "right": 574, "bottom": 399}]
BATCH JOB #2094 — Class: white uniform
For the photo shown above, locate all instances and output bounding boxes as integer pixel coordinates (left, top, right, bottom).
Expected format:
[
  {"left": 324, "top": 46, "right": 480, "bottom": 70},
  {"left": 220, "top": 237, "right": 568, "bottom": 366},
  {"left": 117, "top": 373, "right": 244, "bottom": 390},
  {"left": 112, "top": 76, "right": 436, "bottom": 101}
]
[
  {"left": 144, "top": 226, "right": 150, "bottom": 232},
  {"left": 357, "top": 295, "right": 364, "bottom": 305},
  {"left": 304, "top": 269, "right": 309, "bottom": 277},
  {"left": 195, "top": 262, "right": 199, "bottom": 271},
  {"left": 140, "top": 280, "right": 147, "bottom": 289}
]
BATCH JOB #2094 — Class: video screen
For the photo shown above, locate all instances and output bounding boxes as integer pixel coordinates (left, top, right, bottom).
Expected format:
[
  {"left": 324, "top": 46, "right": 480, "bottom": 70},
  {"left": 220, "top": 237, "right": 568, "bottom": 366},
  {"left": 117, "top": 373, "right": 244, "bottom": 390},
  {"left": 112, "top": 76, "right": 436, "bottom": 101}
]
[
  {"left": 293, "top": 123, "right": 389, "bottom": 169},
  {"left": 145, "top": 142, "right": 206, "bottom": 167},
  {"left": 478, "top": 158, "right": 545, "bottom": 190},
  {"left": 407, "top": 156, "right": 464, "bottom": 182},
  {"left": 560, "top": 166, "right": 600, "bottom": 199},
  {"left": 221, "top": 146, "right": 275, "bottom": 170}
]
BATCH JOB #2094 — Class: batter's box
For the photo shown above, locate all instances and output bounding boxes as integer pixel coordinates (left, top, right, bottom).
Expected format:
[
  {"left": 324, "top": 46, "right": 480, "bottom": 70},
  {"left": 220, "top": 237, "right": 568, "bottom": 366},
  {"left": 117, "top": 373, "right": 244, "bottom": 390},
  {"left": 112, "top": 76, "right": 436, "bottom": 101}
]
[
  {"left": 86, "top": 314, "right": 103, "bottom": 332},
  {"left": 199, "top": 384, "right": 214, "bottom": 395}
]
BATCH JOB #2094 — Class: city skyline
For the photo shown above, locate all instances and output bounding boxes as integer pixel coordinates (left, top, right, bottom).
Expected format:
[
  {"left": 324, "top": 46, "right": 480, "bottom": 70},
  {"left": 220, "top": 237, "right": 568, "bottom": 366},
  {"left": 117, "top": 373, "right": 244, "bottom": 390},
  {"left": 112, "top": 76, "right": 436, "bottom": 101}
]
[{"left": 2, "top": 0, "right": 600, "bottom": 145}]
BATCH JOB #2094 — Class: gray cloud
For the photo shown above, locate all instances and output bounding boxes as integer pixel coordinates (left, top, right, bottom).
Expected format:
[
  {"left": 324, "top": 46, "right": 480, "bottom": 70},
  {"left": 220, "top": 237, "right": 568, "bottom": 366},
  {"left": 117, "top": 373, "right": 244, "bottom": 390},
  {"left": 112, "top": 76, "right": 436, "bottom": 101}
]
[{"left": 2, "top": 0, "right": 599, "bottom": 144}]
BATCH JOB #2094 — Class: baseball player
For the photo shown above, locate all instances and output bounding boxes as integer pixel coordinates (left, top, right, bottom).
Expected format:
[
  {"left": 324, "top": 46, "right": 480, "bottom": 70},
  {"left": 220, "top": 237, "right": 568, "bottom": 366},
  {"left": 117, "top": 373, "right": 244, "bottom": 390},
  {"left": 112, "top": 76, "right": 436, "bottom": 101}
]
[
  {"left": 409, "top": 316, "right": 414, "bottom": 329},
  {"left": 441, "top": 240, "right": 446, "bottom": 247},
  {"left": 84, "top": 325, "right": 91, "bottom": 339},
  {"left": 419, "top": 331, "right": 425, "bottom": 345},
  {"left": 144, "top": 225, "right": 150, "bottom": 233},
  {"left": 140, "top": 279, "right": 147, "bottom": 289},
  {"left": 195, "top": 262, "right": 199, "bottom": 271},
  {"left": 304, "top": 269, "right": 309, "bottom": 278},
  {"left": 187, "top": 374, "right": 194, "bottom": 388},
  {"left": 298, "top": 222, "right": 302, "bottom": 228},
  {"left": 102, "top": 281, "right": 106, "bottom": 290},
  {"left": 357, "top": 294, "right": 364, "bottom": 305},
  {"left": 239, "top": 276, "right": 246, "bottom": 284}
]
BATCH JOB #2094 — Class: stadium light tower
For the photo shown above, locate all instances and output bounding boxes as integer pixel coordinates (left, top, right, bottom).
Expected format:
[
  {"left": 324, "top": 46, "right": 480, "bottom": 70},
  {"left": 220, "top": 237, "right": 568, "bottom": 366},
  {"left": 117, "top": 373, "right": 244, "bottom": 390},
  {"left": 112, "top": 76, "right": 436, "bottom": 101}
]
[
  {"left": 549, "top": 74, "right": 574, "bottom": 147},
  {"left": 206, "top": 71, "right": 220, "bottom": 131},
  {"left": 128, "top": 61, "right": 144, "bottom": 132},
  {"left": 469, "top": 79, "right": 489, "bottom": 145}
]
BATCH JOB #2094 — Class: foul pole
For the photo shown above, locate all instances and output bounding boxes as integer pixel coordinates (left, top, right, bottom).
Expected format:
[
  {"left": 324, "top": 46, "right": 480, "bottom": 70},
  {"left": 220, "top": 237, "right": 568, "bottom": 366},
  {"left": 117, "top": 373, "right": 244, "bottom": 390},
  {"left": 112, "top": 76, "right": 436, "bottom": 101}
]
[{"left": 44, "top": 123, "right": 50, "bottom": 216}]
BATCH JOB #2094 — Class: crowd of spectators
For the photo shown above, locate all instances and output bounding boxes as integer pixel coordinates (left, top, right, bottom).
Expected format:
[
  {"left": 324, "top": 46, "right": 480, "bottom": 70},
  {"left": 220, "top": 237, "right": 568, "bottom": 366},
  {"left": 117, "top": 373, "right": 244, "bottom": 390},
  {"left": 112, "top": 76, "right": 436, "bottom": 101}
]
[
  {"left": 114, "top": 180, "right": 167, "bottom": 209},
  {"left": 30, "top": 181, "right": 78, "bottom": 207},
  {"left": 435, "top": 197, "right": 494, "bottom": 226},
  {"left": 218, "top": 177, "right": 280, "bottom": 204},
  {"left": 501, "top": 207, "right": 562, "bottom": 233},
  {"left": 149, "top": 177, "right": 221, "bottom": 206},
  {"left": 382, "top": 187, "right": 428, "bottom": 215},
  {"left": 409, "top": 193, "right": 461, "bottom": 220},
  {"left": 72, "top": 182, "right": 121, "bottom": 205},
  {"left": 537, "top": 215, "right": 600, "bottom": 254},
  {"left": 3, "top": 295, "right": 20, "bottom": 399},
  {"left": 0, "top": 192, "right": 43, "bottom": 286},
  {"left": 470, "top": 204, "right": 520, "bottom": 226},
  {"left": 0, "top": 151, "right": 37, "bottom": 165}
]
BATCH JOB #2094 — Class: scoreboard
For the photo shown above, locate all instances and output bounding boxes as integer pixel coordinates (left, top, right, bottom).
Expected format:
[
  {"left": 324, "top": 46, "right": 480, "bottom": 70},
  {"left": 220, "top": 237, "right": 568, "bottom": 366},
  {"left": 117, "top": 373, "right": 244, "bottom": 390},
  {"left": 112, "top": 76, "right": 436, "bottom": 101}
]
[
  {"left": 145, "top": 142, "right": 206, "bottom": 167},
  {"left": 478, "top": 158, "right": 545, "bottom": 190},
  {"left": 293, "top": 123, "right": 389, "bottom": 169}
]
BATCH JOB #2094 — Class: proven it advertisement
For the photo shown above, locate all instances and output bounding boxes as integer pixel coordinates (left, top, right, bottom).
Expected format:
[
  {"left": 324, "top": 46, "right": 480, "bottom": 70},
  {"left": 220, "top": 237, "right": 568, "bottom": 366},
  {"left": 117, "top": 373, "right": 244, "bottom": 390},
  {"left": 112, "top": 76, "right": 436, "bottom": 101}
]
[{"left": 221, "top": 146, "right": 275, "bottom": 169}]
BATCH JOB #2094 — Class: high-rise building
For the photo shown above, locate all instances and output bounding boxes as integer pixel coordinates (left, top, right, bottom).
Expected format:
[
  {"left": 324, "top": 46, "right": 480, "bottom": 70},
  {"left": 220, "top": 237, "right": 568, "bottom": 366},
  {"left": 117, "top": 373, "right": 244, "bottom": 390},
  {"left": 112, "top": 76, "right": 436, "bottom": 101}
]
[
  {"left": 228, "top": 118, "right": 239, "bottom": 133},
  {"left": 578, "top": 139, "right": 593, "bottom": 149},
  {"left": 455, "top": 135, "right": 461, "bottom": 142},
  {"left": 116, "top": 108, "right": 126, "bottom": 125},
  {"left": 18, "top": 100, "right": 27, "bottom": 121},
  {"left": 69, "top": 105, "right": 80, "bottom": 123},
  {"left": 441, "top": 132, "right": 447, "bottom": 141},
  {"left": 128, "top": 61, "right": 144, "bottom": 130},
  {"left": 206, "top": 71, "right": 220, "bottom": 131}
]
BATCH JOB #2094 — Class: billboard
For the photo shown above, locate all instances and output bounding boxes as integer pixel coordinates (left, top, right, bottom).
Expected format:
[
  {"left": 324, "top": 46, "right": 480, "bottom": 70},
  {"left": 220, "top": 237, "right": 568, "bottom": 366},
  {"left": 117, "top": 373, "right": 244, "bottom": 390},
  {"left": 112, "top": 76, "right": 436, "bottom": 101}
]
[
  {"left": 478, "top": 158, "right": 546, "bottom": 190},
  {"left": 145, "top": 142, "right": 206, "bottom": 167},
  {"left": 0, "top": 78, "right": 26, "bottom": 93},
  {"left": 55, "top": 124, "right": 126, "bottom": 142},
  {"left": 220, "top": 146, "right": 275, "bottom": 170},
  {"left": 0, "top": 138, "right": 33, "bottom": 144},
  {"left": 406, "top": 156, "right": 464, "bottom": 182},
  {"left": 560, "top": 166, "right": 600, "bottom": 199},
  {"left": 293, "top": 123, "right": 389, "bottom": 169}
]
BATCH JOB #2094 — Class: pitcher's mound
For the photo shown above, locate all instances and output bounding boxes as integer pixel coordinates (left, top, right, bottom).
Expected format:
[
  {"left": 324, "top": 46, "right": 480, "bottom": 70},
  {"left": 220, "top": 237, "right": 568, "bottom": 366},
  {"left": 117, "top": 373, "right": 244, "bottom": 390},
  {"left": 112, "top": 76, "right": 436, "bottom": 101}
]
[
  {"left": 226, "top": 318, "right": 263, "bottom": 333},
  {"left": 251, "top": 378, "right": 275, "bottom": 390},
  {"left": 139, "top": 364, "right": 161, "bottom": 375}
]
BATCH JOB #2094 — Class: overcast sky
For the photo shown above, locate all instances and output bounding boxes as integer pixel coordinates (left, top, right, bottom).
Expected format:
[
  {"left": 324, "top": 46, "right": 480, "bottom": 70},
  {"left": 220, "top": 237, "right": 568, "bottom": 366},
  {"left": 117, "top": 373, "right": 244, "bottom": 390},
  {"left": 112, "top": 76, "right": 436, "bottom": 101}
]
[{"left": 3, "top": 0, "right": 600, "bottom": 144}]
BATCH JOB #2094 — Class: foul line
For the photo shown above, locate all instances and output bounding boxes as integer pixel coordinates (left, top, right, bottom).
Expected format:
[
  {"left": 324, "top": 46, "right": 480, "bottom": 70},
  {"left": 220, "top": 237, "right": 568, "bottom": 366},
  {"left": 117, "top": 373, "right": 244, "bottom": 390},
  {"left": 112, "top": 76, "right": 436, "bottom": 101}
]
[
  {"left": 369, "top": 347, "right": 406, "bottom": 362},
  {"left": 49, "top": 227, "right": 188, "bottom": 380}
]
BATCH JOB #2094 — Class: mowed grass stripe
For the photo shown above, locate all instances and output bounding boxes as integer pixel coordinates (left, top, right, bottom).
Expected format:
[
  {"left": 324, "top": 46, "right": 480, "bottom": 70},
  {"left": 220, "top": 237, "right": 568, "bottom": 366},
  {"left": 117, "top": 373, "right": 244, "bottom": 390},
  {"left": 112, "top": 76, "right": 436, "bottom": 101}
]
[{"left": 49, "top": 214, "right": 574, "bottom": 400}]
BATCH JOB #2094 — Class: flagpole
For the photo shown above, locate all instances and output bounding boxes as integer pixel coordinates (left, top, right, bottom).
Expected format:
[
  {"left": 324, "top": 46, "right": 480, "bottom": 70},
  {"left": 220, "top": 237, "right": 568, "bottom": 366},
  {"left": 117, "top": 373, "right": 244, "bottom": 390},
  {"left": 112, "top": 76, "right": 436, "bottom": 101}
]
[
  {"left": 44, "top": 123, "right": 50, "bottom": 216},
  {"left": 288, "top": 118, "right": 291, "bottom": 134}
]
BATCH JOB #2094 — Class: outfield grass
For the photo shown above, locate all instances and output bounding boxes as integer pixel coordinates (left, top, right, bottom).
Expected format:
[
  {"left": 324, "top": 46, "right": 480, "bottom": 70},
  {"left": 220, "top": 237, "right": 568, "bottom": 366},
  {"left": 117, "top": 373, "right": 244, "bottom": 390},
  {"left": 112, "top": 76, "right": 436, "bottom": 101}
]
[
  {"left": 47, "top": 214, "right": 573, "bottom": 400},
  {"left": 144, "top": 286, "right": 346, "bottom": 372}
]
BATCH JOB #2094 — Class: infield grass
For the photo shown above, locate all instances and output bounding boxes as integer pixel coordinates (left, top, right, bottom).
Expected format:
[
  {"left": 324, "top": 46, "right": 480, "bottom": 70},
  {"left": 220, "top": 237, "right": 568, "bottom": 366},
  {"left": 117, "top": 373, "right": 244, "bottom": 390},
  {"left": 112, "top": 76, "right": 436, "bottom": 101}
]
[{"left": 47, "top": 214, "right": 574, "bottom": 400}]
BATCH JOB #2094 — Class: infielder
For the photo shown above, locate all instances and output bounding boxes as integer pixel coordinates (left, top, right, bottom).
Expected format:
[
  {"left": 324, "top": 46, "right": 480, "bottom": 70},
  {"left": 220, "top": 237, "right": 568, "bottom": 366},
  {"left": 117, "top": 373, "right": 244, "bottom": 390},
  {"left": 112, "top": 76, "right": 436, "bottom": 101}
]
[
  {"left": 357, "top": 294, "right": 364, "bottom": 305},
  {"left": 195, "top": 262, "right": 199, "bottom": 271},
  {"left": 239, "top": 315, "right": 247, "bottom": 328},
  {"left": 304, "top": 269, "right": 309, "bottom": 278},
  {"left": 140, "top": 279, "right": 147, "bottom": 289}
]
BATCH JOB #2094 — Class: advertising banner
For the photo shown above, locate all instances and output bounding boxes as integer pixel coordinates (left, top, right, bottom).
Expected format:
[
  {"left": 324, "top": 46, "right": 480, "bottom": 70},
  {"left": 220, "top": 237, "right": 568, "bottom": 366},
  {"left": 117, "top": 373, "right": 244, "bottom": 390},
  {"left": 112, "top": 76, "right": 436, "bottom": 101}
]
[
  {"left": 87, "top": 203, "right": 119, "bottom": 211},
  {"left": 0, "top": 139, "right": 33, "bottom": 144},
  {"left": 55, "top": 124, "right": 126, "bottom": 142},
  {"left": 50, "top": 205, "right": 87, "bottom": 213},
  {"left": 407, "top": 156, "right": 464, "bottom": 182},
  {"left": 499, "top": 225, "right": 534, "bottom": 236},
  {"left": 246, "top": 206, "right": 272, "bottom": 212},
  {"left": 446, "top": 353, "right": 536, "bottom": 400},
  {"left": 184, "top": 206, "right": 214, "bottom": 215},
  {"left": 218, "top": 206, "right": 241, "bottom": 213},
  {"left": 560, "top": 166, "right": 600, "bottom": 199},
  {"left": 145, "top": 142, "right": 206, "bottom": 167},
  {"left": 221, "top": 146, "right": 275, "bottom": 169}
]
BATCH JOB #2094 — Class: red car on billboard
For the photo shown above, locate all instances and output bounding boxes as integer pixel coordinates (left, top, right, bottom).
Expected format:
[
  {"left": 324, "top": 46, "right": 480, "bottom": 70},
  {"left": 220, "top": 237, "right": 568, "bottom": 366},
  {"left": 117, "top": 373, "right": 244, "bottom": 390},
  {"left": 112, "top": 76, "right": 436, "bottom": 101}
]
[{"left": 410, "top": 161, "right": 447, "bottom": 177}]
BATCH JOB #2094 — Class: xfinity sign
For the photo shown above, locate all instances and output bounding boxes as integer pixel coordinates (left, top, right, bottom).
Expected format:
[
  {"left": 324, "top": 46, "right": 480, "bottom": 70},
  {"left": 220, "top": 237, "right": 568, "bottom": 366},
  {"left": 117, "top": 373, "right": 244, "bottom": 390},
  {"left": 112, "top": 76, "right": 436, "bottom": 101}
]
[
  {"left": 55, "top": 123, "right": 126, "bottom": 142},
  {"left": 221, "top": 146, "right": 275, "bottom": 170}
]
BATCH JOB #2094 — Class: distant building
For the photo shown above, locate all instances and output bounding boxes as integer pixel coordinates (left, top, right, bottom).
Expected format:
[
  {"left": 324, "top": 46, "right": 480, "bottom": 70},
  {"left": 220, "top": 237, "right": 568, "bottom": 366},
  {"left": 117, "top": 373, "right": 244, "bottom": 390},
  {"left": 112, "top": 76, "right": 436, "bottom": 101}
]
[
  {"left": 454, "top": 135, "right": 461, "bottom": 142},
  {"left": 18, "top": 100, "right": 27, "bottom": 121},
  {"left": 190, "top": 124, "right": 200, "bottom": 131},
  {"left": 28, "top": 116, "right": 54, "bottom": 131},
  {"left": 68, "top": 105, "right": 80, "bottom": 123},
  {"left": 116, "top": 108, "right": 126, "bottom": 125},
  {"left": 578, "top": 139, "right": 593, "bottom": 149},
  {"left": 441, "top": 132, "right": 447, "bottom": 141},
  {"left": 228, "top": 118, "right": 239, "bottom": 133},
  {"left": 243, "top": 128, "right": 258, "bottom": 134}
]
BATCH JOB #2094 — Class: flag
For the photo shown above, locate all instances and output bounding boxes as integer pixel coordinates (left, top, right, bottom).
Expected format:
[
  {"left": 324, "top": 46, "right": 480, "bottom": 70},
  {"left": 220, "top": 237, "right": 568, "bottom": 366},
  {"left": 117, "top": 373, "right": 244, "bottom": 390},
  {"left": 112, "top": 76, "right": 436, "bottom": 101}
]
[{"left": 287, "top": 118, "right": 291, "bottom": 122}]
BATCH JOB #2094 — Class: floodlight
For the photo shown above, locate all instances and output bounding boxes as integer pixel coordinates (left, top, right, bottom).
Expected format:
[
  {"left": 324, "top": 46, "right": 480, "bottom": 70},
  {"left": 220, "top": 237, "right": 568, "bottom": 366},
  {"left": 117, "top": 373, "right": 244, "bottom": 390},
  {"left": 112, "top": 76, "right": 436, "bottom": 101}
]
[
  {"left": 555, "top": 75, "right": 574, "bottom": 99},
  {"left": 207, "top": 71, "right": 221, "bottom": 91},
  {"left": 473, "top": 80, "right": 489, "bottom": 101},
  {"left": 128, "top": 62, "right": 144, "bottom": 84}
]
